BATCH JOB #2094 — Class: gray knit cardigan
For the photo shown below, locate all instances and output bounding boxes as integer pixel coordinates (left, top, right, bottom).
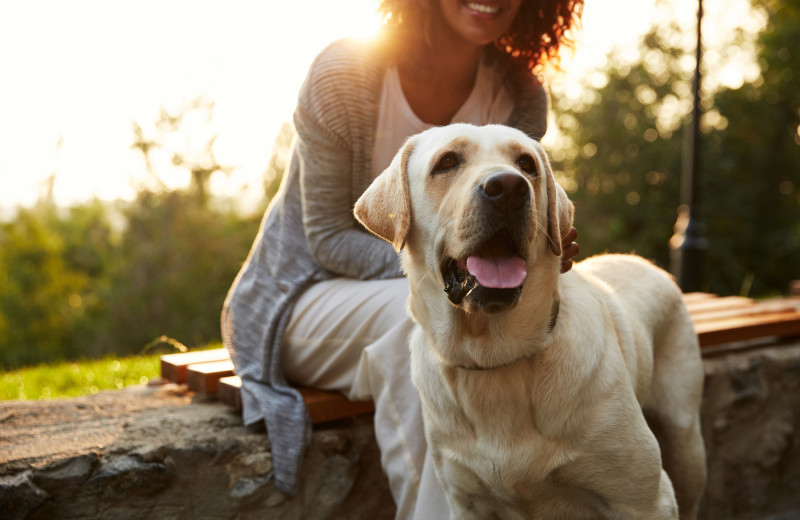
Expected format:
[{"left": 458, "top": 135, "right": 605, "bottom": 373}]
[{"left": 221, "top": 37, "right": 548, "bottom": 495}]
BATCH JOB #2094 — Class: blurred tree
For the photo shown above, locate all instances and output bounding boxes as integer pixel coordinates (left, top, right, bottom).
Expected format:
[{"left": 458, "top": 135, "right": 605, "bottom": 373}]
[
  {"left": 101, "top": 190, "right": 259, "bottom": 357},
  {"left": 102, "top": 97, "right": 262, "bottom": 356},
  {"left": 131, "top": 96, "right": 233, "bottom": 207},
  {"left": 699, "top": 0, "right": 800, "bottom": 296},
  {"left": 53, "top": 201, "right": 116, "bottom": 355},
  {"left": 551, "top": 0, "right": 799, "bottom": 296},
  {"left": 0, "top": 100, "right": 264, "bottom": 368},
  {"left": 0, "top": 202, "right": 113, "bottom": 369},
  {"left": 550, "top": 16, "right": 689, "bottom": 272}
]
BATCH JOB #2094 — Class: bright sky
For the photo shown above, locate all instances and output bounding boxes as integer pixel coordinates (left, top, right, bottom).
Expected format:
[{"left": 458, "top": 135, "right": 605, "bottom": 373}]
[{"left": 0, "top": 0, "right": 758, "bottom": 215}]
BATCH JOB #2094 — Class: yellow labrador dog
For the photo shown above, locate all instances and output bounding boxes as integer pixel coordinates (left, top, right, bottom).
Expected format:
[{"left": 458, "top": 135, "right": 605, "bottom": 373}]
[{"left": 354, "top": 124, "right": 706, "bottom": 519}]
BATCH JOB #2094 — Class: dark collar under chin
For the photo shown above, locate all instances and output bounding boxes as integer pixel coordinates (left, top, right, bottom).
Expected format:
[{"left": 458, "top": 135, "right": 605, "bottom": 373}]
[{"left": 454, "top": 297, "right": 560, "bottom": 371}]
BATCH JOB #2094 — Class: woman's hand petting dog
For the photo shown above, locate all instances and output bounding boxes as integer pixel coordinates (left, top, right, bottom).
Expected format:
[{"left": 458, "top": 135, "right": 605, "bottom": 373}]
[{"left": 561, "top": 226, "right": 580, "bottom": 274}]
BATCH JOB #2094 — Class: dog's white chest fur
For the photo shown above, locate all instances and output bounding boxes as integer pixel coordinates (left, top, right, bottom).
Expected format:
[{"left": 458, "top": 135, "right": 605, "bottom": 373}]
[{"left": 411, "top": 330, "right": 579, "bottom": 512}]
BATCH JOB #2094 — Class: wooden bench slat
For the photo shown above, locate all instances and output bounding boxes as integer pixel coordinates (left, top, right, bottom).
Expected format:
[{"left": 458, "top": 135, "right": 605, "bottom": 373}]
[
  {"left": 298, "top": 386, "right": 375, "bottom": 424},
  {"left": 691, "top": 300, "right": 800, "bottom": 324},
  {"left": 218, "top": 375, "right": 242, "bottom": 411},
  {"left": 682, "top": 292, "right": 717, "bottom": 304},
  {"left": 186, "top": 360, "right": 235, "bottom": 395},
  {"left": 686, "top": 296, "right": 755, "bottom": 315},
  {"left": 160, "top": 349, "right": 230, "bottom": 383},
  {"left": 696, "top": 311, "right": 800, "bottom": 348},
  {"left": 216, "top": 375, "right": 373, "bottom": 424}
]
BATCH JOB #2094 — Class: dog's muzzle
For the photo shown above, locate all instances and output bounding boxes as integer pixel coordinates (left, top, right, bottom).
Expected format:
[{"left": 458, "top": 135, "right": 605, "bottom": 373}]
[{"left": 440, "top": 171, "right": 531, "bottom": 314}]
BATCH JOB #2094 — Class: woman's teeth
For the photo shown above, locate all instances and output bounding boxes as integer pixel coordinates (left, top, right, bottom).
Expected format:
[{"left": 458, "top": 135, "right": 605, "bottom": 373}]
[{"left": 466, "top": 3, "right": 499, "bottom": 14}]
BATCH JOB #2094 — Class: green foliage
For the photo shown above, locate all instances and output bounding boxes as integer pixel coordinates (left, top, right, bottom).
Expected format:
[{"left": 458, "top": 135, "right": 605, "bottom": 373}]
[
  {"left": 100, "top": 190, "right": 260, "bottom": 358},
  {"left": 551, "top": 0, "right": 799, "bottom": 296},
  {"left": 0, "top": 203, "right": 113, "bottom": 367},
  {"left": 0, "top": 192, "right": 261, "bottom": 370},
  {"left": 0, "top": 354, "right": 160, "bottom": 400},
  {"left": 552, "top": 60, "right": 686, "bottom": 268},
  {"left": 0, "top": 101, "right": 265, "bottom": 370},
  {"left": 698, "top": 0, "right": 800, "bottom": 296}
]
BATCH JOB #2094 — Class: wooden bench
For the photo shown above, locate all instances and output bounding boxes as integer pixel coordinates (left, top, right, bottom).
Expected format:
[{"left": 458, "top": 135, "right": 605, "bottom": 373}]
[
  {"left": 161, "top": 293, "right": 800, "bottom": 425},
  {"left": 160, "top": 350, "right": 375, "bottom": 424}
]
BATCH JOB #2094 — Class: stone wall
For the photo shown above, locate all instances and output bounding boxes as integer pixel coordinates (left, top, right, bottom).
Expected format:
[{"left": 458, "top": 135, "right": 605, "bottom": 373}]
[
  {"left": 700, "top": 341, "right": 800, "bottom": 519},
  {"left": 2, "top": 341, "right": 800, "bottom": 520},
  {"left": 0, "top": 387, "right": 394, "bottom": 520}
]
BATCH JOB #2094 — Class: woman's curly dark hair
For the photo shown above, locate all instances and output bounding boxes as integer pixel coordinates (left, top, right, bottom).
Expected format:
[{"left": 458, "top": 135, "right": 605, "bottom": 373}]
[{"left": 378, "top": 0, "right": 584, "bottom": 75}]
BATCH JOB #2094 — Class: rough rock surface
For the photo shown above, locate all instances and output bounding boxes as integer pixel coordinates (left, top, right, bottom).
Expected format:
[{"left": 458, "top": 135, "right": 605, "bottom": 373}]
[
  {"left": 700, "top": 341, "right": 800, "bottom": 520},
  {"left": 0, "top": 385, "right": 394, "bottom": 520},
  {"left": 2, "top": 342, "right": 800, "bottom": 519}
]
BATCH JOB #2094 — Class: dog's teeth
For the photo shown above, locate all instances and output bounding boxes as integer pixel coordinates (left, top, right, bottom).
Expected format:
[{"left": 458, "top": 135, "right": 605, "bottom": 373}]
[{"left": 446, "top": 276, "right": 476, "bottom": 305}]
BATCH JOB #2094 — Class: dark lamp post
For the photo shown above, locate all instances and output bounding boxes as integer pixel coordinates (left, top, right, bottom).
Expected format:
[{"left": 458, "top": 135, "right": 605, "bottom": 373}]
[{"left": 670, "top": 0, "right": 708, "bottom": 292}]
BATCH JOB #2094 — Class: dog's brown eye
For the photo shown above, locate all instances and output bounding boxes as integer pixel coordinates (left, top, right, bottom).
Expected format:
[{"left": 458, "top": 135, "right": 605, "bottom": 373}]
[
  {"left": 517, "top": 154, "right": 537, "bottom": 176},
  {"left": 432, "top": 152, "right": 460, "bottom": 175}
]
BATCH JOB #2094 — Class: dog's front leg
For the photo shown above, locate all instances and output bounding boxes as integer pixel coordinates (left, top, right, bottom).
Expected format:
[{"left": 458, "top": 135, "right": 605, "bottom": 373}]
[
  {"left": 652, "top": 470, "right": 680, "bottom": 520},
  {"left": 445, "top": 495, "right": 504, "bottom": 520},
  {"left": 430, "top": 464, "right": 486, "bottom": 520},
  {"left": 429, "top": 458, "right": 505, "bottom": 520},
  {"left": 611, "top": 469, "right": 678, "bottom": 520}
]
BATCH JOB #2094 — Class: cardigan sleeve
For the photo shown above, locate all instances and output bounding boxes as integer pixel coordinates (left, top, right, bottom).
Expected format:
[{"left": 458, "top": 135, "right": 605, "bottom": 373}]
[{"left": 293, "top": 41, "right": 403, "bottom": 280}]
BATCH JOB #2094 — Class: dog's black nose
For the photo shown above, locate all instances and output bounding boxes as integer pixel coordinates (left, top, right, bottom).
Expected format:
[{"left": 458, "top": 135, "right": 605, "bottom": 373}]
[{"left": 480, "top": 172, "right": 529, "bottom": 210}]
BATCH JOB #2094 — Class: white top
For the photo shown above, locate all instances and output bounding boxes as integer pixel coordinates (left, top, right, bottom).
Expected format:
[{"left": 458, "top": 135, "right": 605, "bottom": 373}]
[{"left": 371, "top": 59, "right": 515, "bottom": 179}]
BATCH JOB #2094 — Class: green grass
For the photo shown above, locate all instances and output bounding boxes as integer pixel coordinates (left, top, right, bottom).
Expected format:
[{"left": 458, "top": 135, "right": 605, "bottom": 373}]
[{"left": 0, "top": 354, "right": 162, "bottom": 400}]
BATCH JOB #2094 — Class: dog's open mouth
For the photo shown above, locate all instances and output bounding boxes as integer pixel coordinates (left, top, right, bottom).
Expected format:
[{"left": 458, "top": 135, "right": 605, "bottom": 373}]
[{"left": 441, "top": 233, "right": 526, "bottom": 313}]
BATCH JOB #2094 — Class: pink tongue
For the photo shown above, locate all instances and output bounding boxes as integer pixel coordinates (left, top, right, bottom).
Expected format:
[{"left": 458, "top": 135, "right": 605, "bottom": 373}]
[{"left": 466, "top": 255, "right": 527, "bottom": 289}]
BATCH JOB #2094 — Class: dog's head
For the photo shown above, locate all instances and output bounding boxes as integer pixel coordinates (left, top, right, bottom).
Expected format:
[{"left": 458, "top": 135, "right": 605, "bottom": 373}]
[{"left": 355, "top": 124, "right": 573, "bottom": 315}]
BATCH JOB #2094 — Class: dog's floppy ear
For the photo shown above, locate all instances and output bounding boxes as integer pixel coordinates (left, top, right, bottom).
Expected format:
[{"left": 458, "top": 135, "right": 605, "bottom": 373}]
[
  {"left": 543, "top": 153, "right": 574, "bottom": 257},
  {"left": 354, "top": 139, "right": 414, "bottom": 252}
]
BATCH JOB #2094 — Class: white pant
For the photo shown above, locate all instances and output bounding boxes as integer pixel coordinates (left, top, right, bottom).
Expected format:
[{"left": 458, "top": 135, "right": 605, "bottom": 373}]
[{"left": 282, "top": 278, "right": 449, "bottom": 519}]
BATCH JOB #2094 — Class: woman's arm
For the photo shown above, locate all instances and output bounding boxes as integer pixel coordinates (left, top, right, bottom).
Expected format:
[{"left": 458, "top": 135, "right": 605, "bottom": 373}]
[
  {"left": 293, "top": 113, "right": 402, "bottom": 280},
  {"left": 292, "top": 43, "right": 402, "bottom": 280}
]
